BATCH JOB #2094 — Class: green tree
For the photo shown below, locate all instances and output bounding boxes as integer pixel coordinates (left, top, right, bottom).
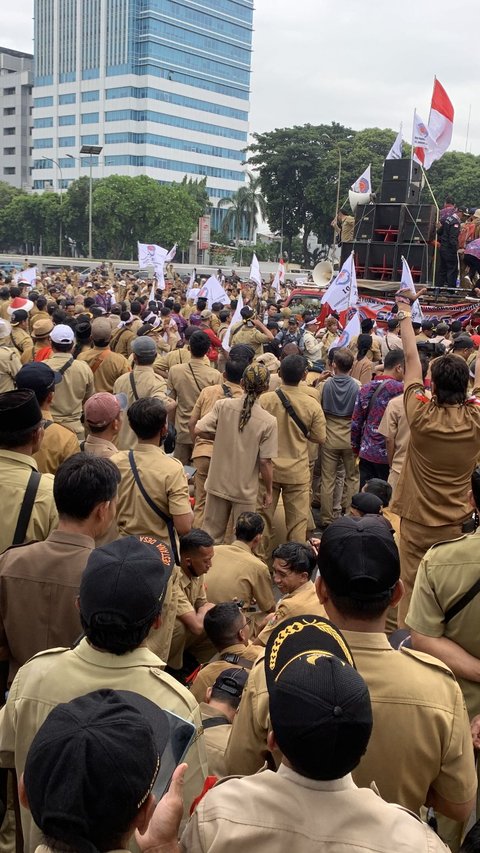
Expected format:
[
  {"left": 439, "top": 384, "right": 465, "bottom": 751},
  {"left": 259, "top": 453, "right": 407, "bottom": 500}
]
[
  {"left": 62, "top": 177, "right": 92, "bottom": 255},
  {"left": 217, "top": 171, "right": 267, "bottom": 244},
  {"left": 180, "top": 176, "right": 209, "bottom": 215},
  {"left": 427, "top": 151, "right": 480, "bottom": 208}
]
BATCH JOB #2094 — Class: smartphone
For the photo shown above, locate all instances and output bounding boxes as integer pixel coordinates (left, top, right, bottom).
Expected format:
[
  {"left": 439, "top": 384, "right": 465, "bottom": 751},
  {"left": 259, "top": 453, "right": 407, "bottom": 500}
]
[
  {"left": 152, "top": 710, "right": 196, "bottom": 798},
  {"left": 184, "top": 465, "right": 197, "bottom": 480}
]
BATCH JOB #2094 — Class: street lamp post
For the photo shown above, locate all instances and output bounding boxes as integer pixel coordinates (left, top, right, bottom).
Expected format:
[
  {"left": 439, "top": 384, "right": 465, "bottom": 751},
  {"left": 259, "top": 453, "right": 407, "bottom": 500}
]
[
  {"left": 41, "top": 157, "right": 63, "bottom": 256},
  {"left": 80, "top": 144, "right": 103, "bottom": 259}
]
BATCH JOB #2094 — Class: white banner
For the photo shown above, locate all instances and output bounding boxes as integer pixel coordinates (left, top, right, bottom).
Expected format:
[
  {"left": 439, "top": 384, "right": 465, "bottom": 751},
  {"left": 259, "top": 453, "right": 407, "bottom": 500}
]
[
  {"left": 329, "top": 309, "right": 361, "bottom": 351},
  {"left": 222, "top": 292, "right": 244, "bottom": 353},
  {"left": 197, "top": 275, "right": 230, "bottom": 309},
  {"left": 137, "top": 242, "right": 168, "bottom": 269},
  {"left": 249, "top": 253, "right": 262, "bottom": 298},
  {"left": 351, "top": 165, "right": 372, "bottom": 195},
  {"left": 321, "top": 252, "right": 358, "bottom": 312}
]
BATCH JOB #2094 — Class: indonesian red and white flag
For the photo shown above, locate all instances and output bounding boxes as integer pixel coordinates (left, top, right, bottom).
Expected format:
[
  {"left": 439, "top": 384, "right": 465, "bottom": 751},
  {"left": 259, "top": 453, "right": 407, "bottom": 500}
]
[
  {"left": 351, "top": 165, "right": 371, "bottom": 195},
  {"left": 414, "top": 81, "right": 454, "bottom": 169}
]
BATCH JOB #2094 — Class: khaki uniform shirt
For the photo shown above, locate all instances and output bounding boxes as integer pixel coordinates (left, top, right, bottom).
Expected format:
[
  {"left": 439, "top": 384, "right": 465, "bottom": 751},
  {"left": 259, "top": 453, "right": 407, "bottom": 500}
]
[
  {"left": 168, "top": 359, "right": 221, "bottom": 444},
  {"left": 199, "top": 703, "right": 231, "bottom": 778},
  {"left": 260, "top": 384, "right": 326, "bottom": 484},
  {"left": 154, "top": 347, "right": 192, "bottom": 378},
  {"left": 350, "top": 356, "right": 374, "bottom": 386},
  {"left": 381, "top": 331, "right": 403, "bottom": 358},
  {"left": 0, "top": 300, "right": 10, "bottom": 321},
  {"left": 341, "top": 214, "right": 355, "bottom": 241},
  {"left": 229, "top": 322, "right": 269, "bottom": 356},
  {"left": 391, "top": 382, "right": 480, "bottom": 525},
  {"left": 113, "top": 365, "right": 169, "bottom": 451},
  {"left": 343, "top": 631, "right": 477, "bottom": 815},
  {"left": 77, "top": 346, "right": 130, "bottom": 393},
  {"left": 349, "top": 334, "right": 382, "bottom": 363},
  {"left": 110, "top": 444, "right": 191, "bottom": 540},
  {"left": 45, "top": 352, "right": 95, "bottom": 434},
  {"left": 0, "top": 345, "right": 21, "bottom": 392},
  {"left": 206, "top": 540, "right": 275, "bottom": 612},
  {"left": 190, "top": 642, "right": 260, "bottom": 704},
  {"left": 377, "top": 393, "right": 409, "bottom": 482},
  {"left": 168, "top": 569, "right": 208, "bottom": 669},
  {"left": 406, "top": 530, "right": 480, "bottom": 718},
  {"left": 181, "top": 764, "right": 448, "bottom": 853},
  {"left": 147, "top": 564, "right": 181, "bottom": 664},
  {"left": 11, "top": 327, "right": 32, "bottom": 355},
  {"left": 256, "top": 581, "right": 326, "bottom": 647},
  {"left": 0, "top": 530, "right": 93, "bottom": 682},
  {"left": 110, "top": 326, "right": 135, "bottom": 358},
  {"left": 0, "top": 451, "right": 57, "bottom": 555},
  {"left": 191, "top": 381, "right": 244, "bottom": 461},
  {"left": 0, "top": 639, "right": 208, "bottom": 848},
  {"left": 83, "top": 434, "right": 118, "bottom": 458},
  {"left": 224, "top": 650, "right": 272, "bottom": 776},
  {"left": 198, "top": 397, "right": 278, "bottom": 504},
  {"left": 34, "top": 407, "right": 80, "bottom": 474}
]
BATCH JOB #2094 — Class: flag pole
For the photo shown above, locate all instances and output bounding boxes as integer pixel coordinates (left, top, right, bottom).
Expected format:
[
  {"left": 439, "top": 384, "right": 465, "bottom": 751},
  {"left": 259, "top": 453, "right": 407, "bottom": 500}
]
[
  {"left": 410, "top": 109, "right": 416, "bottom": 185},
  {"left": 420, "top": 165, "right": 440, "bottom": 288}
]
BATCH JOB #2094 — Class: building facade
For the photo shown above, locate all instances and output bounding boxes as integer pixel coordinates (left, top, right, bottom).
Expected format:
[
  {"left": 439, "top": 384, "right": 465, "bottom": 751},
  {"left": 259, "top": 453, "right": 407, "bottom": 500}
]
[
  {"left": 0, "top": 48, "right": 33, "bottom": 190},
  {"left": 31, "top": 0, "right": 253, "bottom": 230}
]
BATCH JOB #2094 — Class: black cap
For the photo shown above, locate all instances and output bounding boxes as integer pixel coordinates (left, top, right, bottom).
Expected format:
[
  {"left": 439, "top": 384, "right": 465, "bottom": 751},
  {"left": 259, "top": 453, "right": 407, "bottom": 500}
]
[
  {"left": 288, "top": 317, "right": 297, "bottom": 325},
  {"left": 15, "top": 363, "right": 62, "bottom": 400},
  {"left": 80, "top": 536, "right": 173, "bottom": 629},
  {"left": 212, "top": 667, "right": 248, "bottom": 698},
  {"left": 452, "top": 335, "right": 474, "bottom": 350},
  {"left": 24, "top": 689, "right": 169, "bottom": 851},
  {"left": 319, "top": 516, "right": 399, "bottom": 599},
  {"left": 421, "top": 319, "right": 434, "bottom": 330},
  {"left": 265, "top": 616, "right": 372, "bottom": 780},
  {"left": 351, "top": 492, "right": 383, "bottom": 515},
  {"left": 11, "top": 309, "right": 28, "bottom": 325},
  {"left": 0, "top": 389, "right": 42, "bottom": 432}
]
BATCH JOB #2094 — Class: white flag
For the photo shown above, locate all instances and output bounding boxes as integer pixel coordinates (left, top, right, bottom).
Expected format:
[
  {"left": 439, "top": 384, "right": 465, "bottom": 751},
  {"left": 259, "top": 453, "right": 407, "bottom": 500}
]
[
  {"left": 186, "top": 287, "right": 200, "bottom": 301},
  {"left": 321, "top": 252, "right": 358, "bottom": 312},
  {"left": 399, "top": 256, "right": 423, "bottom": 321},
  {"left": 271, "top": 270, "right": 281, "bottom": 296},
  {"left": 351, "top": 165, "right": 371, "bottom": 195},
  {"left": 412, "top": 110, "right": 436, "bottom": 150},
  {"left": 278, "top": 258, "right": 285, "bottom": 284},
  {"left": 149, "top": 280, "right": 156, "bottom": 302},
  {"left": 154, "top": 264, "right": 166, "bottom": 291},
  {"left": 165, "top": 244, "right": 177, "bottom": 263},
  {"left": 188, "top": 269, "right": 196, "bottom": 290},
  {"left": 17, "top": 267, "right": 37, "bottom": 287},
  {"left": 329, "top": 309, "right": 361, "bottom": 351},
  {"left": 107, "top": 287, "right": 116, "bottom": 306},
  {"left": 249, "top": 253, "right": 262, "bottom": 298},
  {"left": 386, "top": 127, "right": 403, "bottom": 160},
  {"left": 138, "top": 242, "right": 168, "bottom": 269},
  {"left": 222, "top": 292, "right": 244, "bottom": 353},
  {"left": 197, "top": 275, "right": 230, "bottom": 309}
]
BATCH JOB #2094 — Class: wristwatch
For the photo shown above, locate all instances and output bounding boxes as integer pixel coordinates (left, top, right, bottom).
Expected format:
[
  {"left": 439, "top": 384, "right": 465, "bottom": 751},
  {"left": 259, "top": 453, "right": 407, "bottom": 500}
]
[{"left": 397, "top": 310, "right": 412, "bottom": 321}]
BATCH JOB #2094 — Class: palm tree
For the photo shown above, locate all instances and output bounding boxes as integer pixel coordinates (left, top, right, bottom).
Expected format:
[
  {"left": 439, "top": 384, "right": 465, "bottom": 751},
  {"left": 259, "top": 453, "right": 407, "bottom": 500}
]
[{"left": 217, "top": 171, "right": 267, "bottom": 244}]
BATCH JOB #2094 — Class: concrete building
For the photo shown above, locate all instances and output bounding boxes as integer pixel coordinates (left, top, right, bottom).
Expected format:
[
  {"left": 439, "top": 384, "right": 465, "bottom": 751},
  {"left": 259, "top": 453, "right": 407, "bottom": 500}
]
[
  {"left": 0, "top": 47, "right": 34, "bottom": 190},
  {"left": 31, "top": 0, "right": 253, "bottom": 231}
]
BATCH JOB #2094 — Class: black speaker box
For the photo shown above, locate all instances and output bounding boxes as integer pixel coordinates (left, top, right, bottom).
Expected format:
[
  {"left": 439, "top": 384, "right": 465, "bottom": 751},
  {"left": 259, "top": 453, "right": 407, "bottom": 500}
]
[
  {"left": 353, "top": 205, "right": 375, "bottom": 241},
  {"left": 383, "top": 159, "right": 421, "bottom": 183},
  {"left": 367, "top": 243, "right": 397, "bottom": 281},
  {"left": 373, "top": 205, "right": 402, "bottom": 241},
  {"left": 399, "top": 204, "right": 436, "bottom": 243},
  {"left": 380, "top": 181, "right": 420, "bottom": 204},
  {"left": 395, "top": 243, "right": 433, "bottom": 284},
  {"left": 341, "top": 242, "right": 369, "bottom": 278}
]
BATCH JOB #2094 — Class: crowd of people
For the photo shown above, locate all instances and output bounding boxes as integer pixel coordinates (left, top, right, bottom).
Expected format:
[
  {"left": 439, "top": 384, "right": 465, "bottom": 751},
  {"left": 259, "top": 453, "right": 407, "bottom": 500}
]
[{"left": 0, "top": 260, "right": 480, "bottom": 852}]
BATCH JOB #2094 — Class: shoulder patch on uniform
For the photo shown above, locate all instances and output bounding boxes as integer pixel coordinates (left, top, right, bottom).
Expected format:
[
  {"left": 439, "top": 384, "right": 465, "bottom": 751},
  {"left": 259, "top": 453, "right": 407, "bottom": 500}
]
[
  {"left": 414, "top": 391, "right": 430, "bottom": 404},
  {"left": 466, "top": 395, "right": 480, "bottom": 406},
  {"left": 401, "top": 646, "right": 456, "bottom": 677}
]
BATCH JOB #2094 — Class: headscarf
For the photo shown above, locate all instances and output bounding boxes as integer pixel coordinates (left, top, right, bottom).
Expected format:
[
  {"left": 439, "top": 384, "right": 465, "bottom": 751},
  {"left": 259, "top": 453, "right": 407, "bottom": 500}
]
[{"left": 239, "top": 363, "right": 270, "bottom": 431}]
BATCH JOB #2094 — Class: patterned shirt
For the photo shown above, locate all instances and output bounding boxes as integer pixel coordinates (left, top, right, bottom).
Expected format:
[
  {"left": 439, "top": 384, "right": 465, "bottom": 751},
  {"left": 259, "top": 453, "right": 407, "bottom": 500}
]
[{"left": 351, "top": 375, "right": 403, "bottom": 464}]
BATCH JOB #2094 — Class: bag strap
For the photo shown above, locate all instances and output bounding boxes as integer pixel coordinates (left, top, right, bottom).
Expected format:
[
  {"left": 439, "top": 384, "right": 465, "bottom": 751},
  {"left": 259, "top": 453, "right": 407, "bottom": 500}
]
[
  {"left": 90, "top": 350, "right": 110, "bottom": 374},
  {"left": 444, "top": 578, "right": 480, "bottom": 624},
  {"left": 43, "top": 420, "right": 54, "bottom": 429},
  {"left": 275, "top": 388, "right": 309, "bottom": 439},
  {"left": 221, "top": 383, "right": 233, "bottom": 399},
  {"left": 203, "top": 716, "right": 229, "bottom": 730},
  {"left": 129, "top": 371, "right": 139, "bottom": 401},
  {"left": 57, "top": 356, "right": 74, "bottom": 376},
  {"left": 128, "top": 450, "right": 180, "bottom": 564},
  {"left": 12, "top": 470, "right": 41, "bottom": 546},
  {"left": 110, "top": 327, "right": 127, "bottom": 352},
  {"left": 364, "top": 379, "right": 388, "bottom": 421},
  {"left": 189, "top": 362, "right": 203, "bottom": 393},
  {"left": 219, "top": 652, "right": 254, "bottom": 670}
]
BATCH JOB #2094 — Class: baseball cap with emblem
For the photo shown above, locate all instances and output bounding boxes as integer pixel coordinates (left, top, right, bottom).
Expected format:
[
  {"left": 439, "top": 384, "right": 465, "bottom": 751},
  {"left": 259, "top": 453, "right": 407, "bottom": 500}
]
[
  {"left": 10, "top": 309, "right": 29, "bottom": 327},
  {"left": 23, "top": 689, "right": 170, "bottom": 852},
  {"left": 212, "top": 667, "right": 248, "bottom": 699},
  {"left": 32, "top": 318, "right": 54, "bottom": 339},
  {"left": 79, "top": 536, "right": 173, "bottom": 629},
  {"left": 265, "top": 615, "right": 372, "bottom": 780},
  {"left": 84, "top": 391, "right": 127, "bottom": 428},
  {"left": 200, "top": 309, "right": 212, "bottom": 320},
  {"left": 318, "top": 516, "right": 399, "bottom": 599},
  {"left": 50, "top": 324, "right": 75, "bottom": 345}
]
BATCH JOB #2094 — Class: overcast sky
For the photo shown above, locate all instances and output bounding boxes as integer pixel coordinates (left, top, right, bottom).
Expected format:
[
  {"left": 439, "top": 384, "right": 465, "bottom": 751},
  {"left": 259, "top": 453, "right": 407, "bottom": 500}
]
[{"left": 3, "top": 0, "right": 479, "bottom": 154}]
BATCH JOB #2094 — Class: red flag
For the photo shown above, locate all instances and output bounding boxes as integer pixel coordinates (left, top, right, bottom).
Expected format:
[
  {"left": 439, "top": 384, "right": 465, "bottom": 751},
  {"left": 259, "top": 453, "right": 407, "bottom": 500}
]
[{"left": 414, "top": 79, "right": 454, "bottom": 168}]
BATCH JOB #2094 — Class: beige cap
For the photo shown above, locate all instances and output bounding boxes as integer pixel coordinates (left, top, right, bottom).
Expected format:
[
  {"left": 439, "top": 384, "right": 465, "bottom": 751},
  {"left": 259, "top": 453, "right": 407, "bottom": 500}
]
[
  {"left": 32, "top": 318, "right": 54, "bottom": 339},
  {"left": 91, "top": 318, "right": 112, "bottom": 342},
  {"left": 474, "top": 209, "right": 480, "bottom": 220},
  {"left": 255, "top": 352, "right": 280, "bottom": 372}
]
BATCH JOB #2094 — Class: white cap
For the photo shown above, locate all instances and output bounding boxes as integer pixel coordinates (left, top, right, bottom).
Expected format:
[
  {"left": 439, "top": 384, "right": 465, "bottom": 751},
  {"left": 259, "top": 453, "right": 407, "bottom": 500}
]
[
  {"left": 0, "top": 319, "right": 11, "bottom": 339},
  {"left": 50, "top": 324, "right": 75, "bottom": 345}
]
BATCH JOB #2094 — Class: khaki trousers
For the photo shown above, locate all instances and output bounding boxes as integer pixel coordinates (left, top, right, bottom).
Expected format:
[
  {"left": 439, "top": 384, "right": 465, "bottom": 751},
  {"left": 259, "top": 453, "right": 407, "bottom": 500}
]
[
  {"left": 173, "top": 442, "right": 193, "bottom": 465},
  {"left": 320, "top": 445, "right": 358, "bottom": 526},
  {"left": 258, "top": 480, "right": 310, "bottom": 562},
  {"left": 193, "top": 455, "right": 210, "bottom": 528},
  {"left": 398, "top": 517, "right": 465, "bottom": 626},
  {"left": 203, "top": 493, "right": 256, "bottom": 544}
]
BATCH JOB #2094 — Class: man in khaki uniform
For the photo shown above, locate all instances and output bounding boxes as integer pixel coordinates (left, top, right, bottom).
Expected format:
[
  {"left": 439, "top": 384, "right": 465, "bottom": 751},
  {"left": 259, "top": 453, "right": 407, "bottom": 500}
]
[
  {"left": 206, "top": 513, "right": 275, "bottom": 614},
  {"left": 168, "top": 529, "right": 215, "bottom": 670},
  {"left": 0, "top": 389, "right": 57, "bottom": 555},
  {"left": 258, "top": 354, "right": 326, "bottom": 554},
  {"left": 0, "top": 453, "right": 118, "bottom": 689},
  {"left": 113, "top": 336, "right": 174, "bottom": 451},
  {"left": 77, "top": 317, "right": 130, "bottom": 393},
  {"left": 190, "top": 601, "right": 259, "bottom": 703},
  {"left": 109, "top": 312, "right": 136, "bottom": 358},
  {"left": 199, "top": 668, "right": 248, "bottom": 778},
  {"left": 195, "top": 363, "right": 278, "bottom": 544},
  {"left": 254, "top": 542, "right": 326, "bottom": 647},
  {"left": 20, "top": 318, "right": 53, "bottom": 365},
  {"left": 228, "top": 306, "right": 274, "bottom": 357},
  {"left": 189, "top": 357, "right": 245, "bottom": 527},
  {"left": 15, "top": 363, "right": 80, "bottom": 475},
  {"left": 83, "top": 392, "right": 125, "bottom": 459},
  {"left": 317, "top": 517, "right": 477, "bottom": 835},
  {"left": 10, "top": 308, "right": 33, "bottom": 356},
  {"left": 0, "top": 287, "right": 10, "bottom": 322},
  {"left": 0, "top": 319, "right": 21, "bottom": 392},
  {"left": 0, "top": 538, "right": 208, "bottom": 850},
  {"left": 184, "top": 614, "right": 447, "bottom": 853},
  {"left": 45, "top": 324, "right": 94, "bottom": 440},
  {"left": 168, "top": 330, "right": 221, "bottom": 465}
]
